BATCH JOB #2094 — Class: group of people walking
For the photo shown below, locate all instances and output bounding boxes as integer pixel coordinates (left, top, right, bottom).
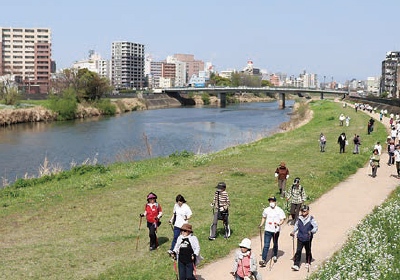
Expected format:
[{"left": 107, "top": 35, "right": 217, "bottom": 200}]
[{"left": 138, "top": 163, "right": 317, "bottom": 279}]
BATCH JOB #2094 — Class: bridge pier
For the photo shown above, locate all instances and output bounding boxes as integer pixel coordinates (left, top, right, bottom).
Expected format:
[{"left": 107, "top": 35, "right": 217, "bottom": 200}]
[
  {"left": 320, "top": 92, "right": 324, "bottom": 99},
  {"left": 279, "top": 93, "right": 285, "bottom": 109},
  {"left": 218, "top": 92, "right": 227, "bottom": 108}
]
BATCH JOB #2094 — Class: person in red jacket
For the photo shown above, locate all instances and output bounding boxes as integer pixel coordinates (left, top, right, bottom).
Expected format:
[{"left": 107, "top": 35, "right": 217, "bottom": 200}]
[
  {"left": 140, "top": 192, "right": 163, "bottom": 251},
  {"left": 274, "top": 161, "right": 289, "bottom": 197}
]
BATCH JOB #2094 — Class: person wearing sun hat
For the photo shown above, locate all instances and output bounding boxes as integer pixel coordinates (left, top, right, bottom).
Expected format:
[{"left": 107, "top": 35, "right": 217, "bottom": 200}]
[
  {"left": 231, "top": 238, "right": 262, "bottom": 280},
  {"left": 139, "top": 192, "right": 163, "bottom": 251},
  {"left": 290, "top": 204, "right": 318, "bottom": 271},
  {"left": 171, "top": 223, "right": 202, "bottom": 280},
  {"left": 274, "top": 161, "right": 290, "bottom": 197},
  {"left": 258, "top": 196, "right": 285, "bottom": 268}
]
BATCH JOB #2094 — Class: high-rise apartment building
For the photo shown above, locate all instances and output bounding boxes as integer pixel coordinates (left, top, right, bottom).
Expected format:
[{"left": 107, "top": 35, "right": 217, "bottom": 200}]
[
  {"left": 111, "top": 41, "right": 145, "bottom": 89},
  {"left": 380, "top": 51, "right": 400, "bottom": 98},
  {"left": 0, "top": 27, "right": 52, "bottom": 93}
]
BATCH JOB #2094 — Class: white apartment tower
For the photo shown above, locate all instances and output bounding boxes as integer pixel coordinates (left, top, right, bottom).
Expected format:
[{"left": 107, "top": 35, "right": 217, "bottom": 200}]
[
  {"left": 0, "top": 27, "right": 52, "bottom": 93},
  {"left": 111, "top": 41, "right": 145, "bottom": 89}
]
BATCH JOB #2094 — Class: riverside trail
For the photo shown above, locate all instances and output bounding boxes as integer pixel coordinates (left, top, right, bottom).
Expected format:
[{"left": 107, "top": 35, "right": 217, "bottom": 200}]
[{"left": 196, "top": 100, "right": 399, "bottom": 280}]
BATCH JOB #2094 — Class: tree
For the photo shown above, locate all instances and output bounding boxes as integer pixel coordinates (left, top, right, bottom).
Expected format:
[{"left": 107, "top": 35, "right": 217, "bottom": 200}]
[
  {"left": 0, "top": 75, "right": 21, "bottom": 105},
  {"left": 50, "top": 68, "right": 111, "bottom": 101}
]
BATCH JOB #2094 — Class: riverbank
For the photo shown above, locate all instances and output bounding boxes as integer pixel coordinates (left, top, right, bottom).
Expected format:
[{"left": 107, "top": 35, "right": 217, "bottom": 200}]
[
  {"left": 0, "top": 100, "right": 387, "bottom": 279},
  {"left": 0, "top": 93, "right": 277, "bottom": 126}
]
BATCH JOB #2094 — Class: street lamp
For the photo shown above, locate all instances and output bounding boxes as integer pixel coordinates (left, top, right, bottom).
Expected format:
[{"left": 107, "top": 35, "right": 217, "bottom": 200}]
[{"left": 323, "top": 75, "right": 326, "bottom": 90}]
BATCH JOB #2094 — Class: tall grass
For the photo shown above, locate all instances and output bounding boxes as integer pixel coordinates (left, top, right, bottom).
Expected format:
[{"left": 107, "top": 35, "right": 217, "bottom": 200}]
[{"left": 0, "top": 100, "right": 389, "bottom": 280}]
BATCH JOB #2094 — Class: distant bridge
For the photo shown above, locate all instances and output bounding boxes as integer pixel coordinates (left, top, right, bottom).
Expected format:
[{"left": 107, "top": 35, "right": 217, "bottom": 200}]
[{"left": 160, "top": 87, "right": 348, "bottom": 108}]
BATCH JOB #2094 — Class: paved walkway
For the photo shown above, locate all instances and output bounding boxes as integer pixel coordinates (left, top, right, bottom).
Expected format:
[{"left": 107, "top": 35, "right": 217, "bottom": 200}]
[{"left": 197, "top": 103, "right": 399, "bottom": 280}]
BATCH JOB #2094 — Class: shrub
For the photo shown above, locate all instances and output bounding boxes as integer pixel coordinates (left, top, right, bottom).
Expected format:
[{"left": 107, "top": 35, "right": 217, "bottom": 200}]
[
  {"left": 94, "top": 99, "right": 116, "bottom": 115},
  {"left": 48, "top": 88, "right": 78, "bottom": 120},
  {"left": 201, "top": 93, "right": 210, "bottom": 105}
]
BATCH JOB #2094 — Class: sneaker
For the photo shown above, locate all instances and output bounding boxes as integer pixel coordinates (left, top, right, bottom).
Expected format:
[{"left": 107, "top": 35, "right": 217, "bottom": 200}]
[
  {"left": 273, "top": 256, "right": 277, "bottom": 263},
  {"left": 208, "top": 237, "right": 216, "bottom": 241},
  {"left": 259, "top": 260, "right": 267, "bottom": 267},
  {"left": 291, "top": 265, "right": 299, "bottom": 271}
]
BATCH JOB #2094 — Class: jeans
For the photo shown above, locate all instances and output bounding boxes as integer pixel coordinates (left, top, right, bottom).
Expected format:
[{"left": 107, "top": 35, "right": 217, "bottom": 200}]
[
  {"left": 170, "top": 226, "right": 181, "bottom": 250},
  {"left": 261, "top": 230, "right": 279, "bottom": 261}
]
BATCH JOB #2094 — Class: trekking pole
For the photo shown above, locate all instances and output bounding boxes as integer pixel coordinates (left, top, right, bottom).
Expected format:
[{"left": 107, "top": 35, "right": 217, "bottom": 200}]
[
  {"left": 259, "top": 227, "right": 263, "bottom": 256},
  {"left": 172, "top": 256, "right": 178, "bottom": 280},
  {"left": 136, "top": 216, "right": 143, "bottom": 251}
]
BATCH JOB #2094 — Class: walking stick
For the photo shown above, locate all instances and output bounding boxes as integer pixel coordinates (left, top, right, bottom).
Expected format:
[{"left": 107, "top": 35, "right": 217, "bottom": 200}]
[
  {"left": 259, "top": 227, "right": 263, "bottom": 256},
  {"left": 136, "top": 216, "right": 143, "bottom": 250},
  {"left": 172, "top": 257, "right": 178, "bottom": 280}
]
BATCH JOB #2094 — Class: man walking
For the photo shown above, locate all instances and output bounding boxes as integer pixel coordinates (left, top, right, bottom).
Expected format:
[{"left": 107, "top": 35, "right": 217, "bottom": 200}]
[
  {"left": 290, "top": 205, "right": 318, "bottom": 271},
  {"left": 274, "top": 161, "right": 289, "bottom": 197},
  {"left": 258, "top": 196, "right": 285, "bottom": 267},
  {"left": 285, "top": 177, "right": 306, "bottom": 225}
]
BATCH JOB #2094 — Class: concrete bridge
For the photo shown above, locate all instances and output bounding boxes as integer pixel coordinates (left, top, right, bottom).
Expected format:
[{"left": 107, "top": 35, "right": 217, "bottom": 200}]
[{"left": 160, "top": 87, "right": 347, "bottom": 108}]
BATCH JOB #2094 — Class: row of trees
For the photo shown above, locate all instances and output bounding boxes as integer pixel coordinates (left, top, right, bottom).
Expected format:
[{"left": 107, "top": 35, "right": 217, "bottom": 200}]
[{"left": 208, "top": 72, "right": 272, "bottom": 87}]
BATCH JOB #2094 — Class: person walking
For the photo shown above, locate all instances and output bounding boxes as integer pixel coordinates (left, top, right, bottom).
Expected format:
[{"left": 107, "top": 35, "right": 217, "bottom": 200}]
[
  {"left": 274, "top": 161, "right": 290, "bottom": 197},
  {"left": 345, "top": 116, "right": 350, "bottom": 127},
  {"left": 369, "top": 117, "right": 375, "bottom": 133},
  {"left": 209, "top": 182, "right": 231, "bottom": 240},
  {"left": 230, "top": 238, "right": 262, "bottom": 280},
  {"left": 168, "top": 194, "right": 193, "bottom": 255},
  {"left": 319, "top": 133, "right": 327, "bottom": 152},
  {"left": 352, "top": 134, "right": 361, "bottom": 154},
  {"left": 258, "top": 196, "right": 285, "bottom": 267},
  {"left": 140, "top": 192, "right": 163, "bottom": 251},
  {"left": 388, "top": 139, "right": 395, "bottom": 166},
  {"left": 374, "top": 141, "right": 382, "bottom": 155},
  {"left": 394, "top": 145, "right": 400, "bottom": 178},
  {"left": 285, "top": 177, "right": 306, "bottom": 224},
  {"left": 171, "top": 223, "right": 201, "bottom": 280},
  {"left": 290, "top": 205, "right": 318, "bottom": 271},
  {"left": 339, "top": 114, "right": 345, "bottom": 126},
  {"left": 370, "top": 149, "right": 380, "bottom": 178},
  {"left": 337, "top": 132, "right": 347, "bottom": 153}
]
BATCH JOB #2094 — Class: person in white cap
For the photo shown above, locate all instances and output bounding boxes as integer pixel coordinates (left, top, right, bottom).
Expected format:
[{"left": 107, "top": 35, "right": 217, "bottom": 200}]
[{"left": 230, "top": 238, "right": 262, "bottom": 280}]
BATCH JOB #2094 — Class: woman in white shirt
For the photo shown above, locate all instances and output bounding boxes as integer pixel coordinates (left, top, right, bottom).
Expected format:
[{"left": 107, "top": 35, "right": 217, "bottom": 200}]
[{"left": 168, "top": 194, "right": 192, "bottom": 254}]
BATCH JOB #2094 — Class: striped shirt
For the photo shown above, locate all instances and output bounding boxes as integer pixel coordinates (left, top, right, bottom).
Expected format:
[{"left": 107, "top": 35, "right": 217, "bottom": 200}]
[{"left": 212, "top": 190, "right": 230, "bottom": 210}]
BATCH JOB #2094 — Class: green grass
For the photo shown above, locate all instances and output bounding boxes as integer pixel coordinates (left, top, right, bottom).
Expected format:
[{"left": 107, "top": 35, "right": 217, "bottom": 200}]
[{"left": 0, "top": 100, "right": 389, "bottom": 280}]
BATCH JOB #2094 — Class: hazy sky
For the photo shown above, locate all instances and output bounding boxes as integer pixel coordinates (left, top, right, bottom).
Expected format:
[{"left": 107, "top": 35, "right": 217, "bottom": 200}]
[{"left": 1, "top": 0, "right": 399, "bottom": 82}]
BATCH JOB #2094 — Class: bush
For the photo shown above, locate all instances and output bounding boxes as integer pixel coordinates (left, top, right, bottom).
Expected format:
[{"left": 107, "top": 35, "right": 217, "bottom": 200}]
[
  {"left": 94, "top": 99, "right": 116, "bottom": 115},
  {"left": 202, "top": 93, "right": 210, "bottom": 105},
  {"left": 48, "top": 89, "right": 78, "bottom": 120}
]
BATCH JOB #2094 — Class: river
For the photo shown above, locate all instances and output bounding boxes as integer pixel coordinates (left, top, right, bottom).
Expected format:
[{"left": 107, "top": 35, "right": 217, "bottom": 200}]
[{"left": 0, "top": 100, "right": 294, "bottom": 184}]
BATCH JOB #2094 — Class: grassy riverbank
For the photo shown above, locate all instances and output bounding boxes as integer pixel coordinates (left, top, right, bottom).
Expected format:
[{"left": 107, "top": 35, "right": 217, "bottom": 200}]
[{"left": 0, "top": 100, "right": 389, "bottom": 279}]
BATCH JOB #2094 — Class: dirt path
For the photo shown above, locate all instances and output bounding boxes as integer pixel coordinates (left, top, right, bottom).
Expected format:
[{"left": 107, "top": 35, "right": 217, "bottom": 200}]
[{"left": 197, "top": 102, "right": 399, "bottom": 280}]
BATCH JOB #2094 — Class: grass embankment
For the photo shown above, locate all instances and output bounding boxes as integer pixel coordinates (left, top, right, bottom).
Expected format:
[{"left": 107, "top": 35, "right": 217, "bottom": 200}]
[{"left": 0, "top": 100, "right": 390, "bottom": 280}]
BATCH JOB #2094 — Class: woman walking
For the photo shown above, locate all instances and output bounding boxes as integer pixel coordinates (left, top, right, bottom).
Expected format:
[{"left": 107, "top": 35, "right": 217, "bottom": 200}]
[{"left": 168, "top": 194, "right": 193, "bottom": 254}]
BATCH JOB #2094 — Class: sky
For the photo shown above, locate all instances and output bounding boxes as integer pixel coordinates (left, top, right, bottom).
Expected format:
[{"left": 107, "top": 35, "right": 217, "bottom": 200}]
[{"left": 1, "top": 0, "right": 399, "bottom": 83}]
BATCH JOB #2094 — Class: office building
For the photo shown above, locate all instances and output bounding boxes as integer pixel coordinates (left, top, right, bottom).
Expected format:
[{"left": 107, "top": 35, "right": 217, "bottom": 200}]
[
  {"left": 0, "top": 27, "right": 52, "bottom": 93},
  {"left": 111, "top": 41, "right": 145, "bottom": 89}
]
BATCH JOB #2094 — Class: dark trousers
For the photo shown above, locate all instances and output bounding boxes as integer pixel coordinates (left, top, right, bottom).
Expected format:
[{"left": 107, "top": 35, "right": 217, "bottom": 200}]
[
  {"left": 262, "top": 230, "right": 279, "bottom": 261},
  {"left": 294, "top": 239, "right": 312, "bottom": 266},
  {"left": 210, "top": 211, "right": 230, "bottom": 238},
  {"left": 339, "top": 144, "right": 345, "bottom": 153},
  {"left": 178, "top": 261, "right": 195, "bottom": 280},
  {"left": 147, "top": 222, "right": 158, "bottom": 249},
  {"left": 290, "top": 203, "right": 302, "bottom": 221}
]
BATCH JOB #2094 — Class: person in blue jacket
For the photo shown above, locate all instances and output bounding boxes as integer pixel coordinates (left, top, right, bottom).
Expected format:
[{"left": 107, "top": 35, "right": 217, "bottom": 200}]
[{"left": 290, "top": 204, "right": 318, "bottom": 271}]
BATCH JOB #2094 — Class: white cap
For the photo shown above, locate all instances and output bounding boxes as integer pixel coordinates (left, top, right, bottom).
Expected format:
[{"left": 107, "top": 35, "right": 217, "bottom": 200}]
[{"left": 239, "top": 238, "right": 251, "bottom": 249}]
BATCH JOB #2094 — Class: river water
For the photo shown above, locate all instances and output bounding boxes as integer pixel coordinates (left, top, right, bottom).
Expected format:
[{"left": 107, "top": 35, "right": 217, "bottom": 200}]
[{"left": 0, "top": 100, "right": 294, "bottom": 184}]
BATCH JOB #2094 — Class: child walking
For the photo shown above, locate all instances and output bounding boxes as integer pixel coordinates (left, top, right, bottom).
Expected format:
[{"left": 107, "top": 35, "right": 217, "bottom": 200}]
[{"left": 140, "top": 192, "right": 163, "bottom": 251}]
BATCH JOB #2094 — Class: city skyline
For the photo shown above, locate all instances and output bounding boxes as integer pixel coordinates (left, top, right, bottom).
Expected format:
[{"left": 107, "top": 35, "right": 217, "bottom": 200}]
[{"left": 1, "top": 0, "right": 399, "bottom": 83}]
